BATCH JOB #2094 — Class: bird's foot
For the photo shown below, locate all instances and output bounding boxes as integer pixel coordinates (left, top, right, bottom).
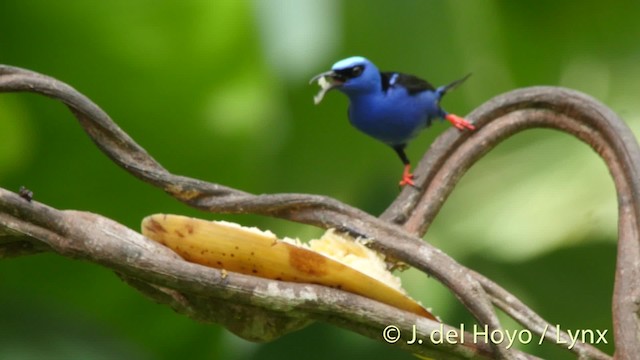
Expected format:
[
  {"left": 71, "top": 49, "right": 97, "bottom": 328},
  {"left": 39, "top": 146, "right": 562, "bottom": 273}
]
[
  {"left": 445, "top": 114, "right": 476, "bottom": 131},
  {"left": 399, "top": 165, "right": 415, "bottom": 187}
]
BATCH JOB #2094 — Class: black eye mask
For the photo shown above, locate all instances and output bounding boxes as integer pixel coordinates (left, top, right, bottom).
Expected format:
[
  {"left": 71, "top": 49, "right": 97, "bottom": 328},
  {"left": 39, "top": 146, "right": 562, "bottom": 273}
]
[{"left": 334, "top": 65, "right": 364, "bottom": 80}]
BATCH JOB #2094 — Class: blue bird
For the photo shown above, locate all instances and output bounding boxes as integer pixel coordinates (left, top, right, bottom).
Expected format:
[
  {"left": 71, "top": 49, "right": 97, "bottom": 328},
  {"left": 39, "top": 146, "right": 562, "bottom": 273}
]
[{"left": 310, "top": 56, "right": 475, "bottom": 187}]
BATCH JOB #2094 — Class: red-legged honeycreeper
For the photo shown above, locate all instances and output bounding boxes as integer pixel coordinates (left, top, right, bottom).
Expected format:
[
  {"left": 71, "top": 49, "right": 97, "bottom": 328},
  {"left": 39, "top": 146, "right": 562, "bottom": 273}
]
[{"left": 310, "top": 56, "right": 475, "bottom": 187}]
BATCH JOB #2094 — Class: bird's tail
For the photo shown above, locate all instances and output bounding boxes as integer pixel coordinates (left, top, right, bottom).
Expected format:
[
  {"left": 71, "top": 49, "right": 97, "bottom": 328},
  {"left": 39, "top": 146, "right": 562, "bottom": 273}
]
[{"left": 436, "top": 73, "right": 472, "bottom": 98}]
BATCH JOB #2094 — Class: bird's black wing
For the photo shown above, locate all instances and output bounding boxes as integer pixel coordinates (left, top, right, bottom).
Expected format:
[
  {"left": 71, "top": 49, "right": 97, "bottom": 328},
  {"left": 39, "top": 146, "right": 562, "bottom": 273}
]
[{"left": 380, "top": 71, "right": 435, "bottom": 95}]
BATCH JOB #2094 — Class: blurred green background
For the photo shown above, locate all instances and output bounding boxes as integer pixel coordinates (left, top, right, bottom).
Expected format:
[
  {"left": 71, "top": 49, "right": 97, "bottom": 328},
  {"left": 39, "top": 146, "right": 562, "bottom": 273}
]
[{"left": 1, "top": 0, "right": 638, "bottom": 358}]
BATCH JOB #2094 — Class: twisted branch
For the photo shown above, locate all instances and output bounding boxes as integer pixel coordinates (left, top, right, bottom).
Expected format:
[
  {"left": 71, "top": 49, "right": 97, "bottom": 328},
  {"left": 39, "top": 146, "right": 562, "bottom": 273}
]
[
  {"left": 1, "top": 64, "right": 632, "bottom": 359},
  {"left": 382, "top": 87, "right": 640, "bottom": 359}
]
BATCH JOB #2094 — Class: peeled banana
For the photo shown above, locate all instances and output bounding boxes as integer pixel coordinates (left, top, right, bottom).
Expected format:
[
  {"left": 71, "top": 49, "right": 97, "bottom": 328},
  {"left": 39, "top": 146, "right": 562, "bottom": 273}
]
[{"left": 141, "top": 214, "right": 436, "bottom": 320}]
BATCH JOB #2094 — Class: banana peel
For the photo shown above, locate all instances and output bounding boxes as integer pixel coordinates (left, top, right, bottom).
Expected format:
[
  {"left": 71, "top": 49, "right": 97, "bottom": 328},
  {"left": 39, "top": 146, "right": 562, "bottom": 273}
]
[{"left": 141, "top": 214, "right": 436, "bottom": 321}]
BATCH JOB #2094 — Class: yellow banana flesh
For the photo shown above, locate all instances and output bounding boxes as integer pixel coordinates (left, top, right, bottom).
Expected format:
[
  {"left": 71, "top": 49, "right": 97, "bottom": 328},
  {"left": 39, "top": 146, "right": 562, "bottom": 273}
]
[{"left": 141, "top": 214, "right": 436, "bottom": 320}]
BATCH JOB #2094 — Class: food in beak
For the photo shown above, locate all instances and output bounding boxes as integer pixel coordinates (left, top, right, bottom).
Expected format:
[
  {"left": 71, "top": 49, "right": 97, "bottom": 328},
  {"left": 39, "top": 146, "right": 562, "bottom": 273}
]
[{"left": 310, "top": 71, "right": 342, "bottom": 105}]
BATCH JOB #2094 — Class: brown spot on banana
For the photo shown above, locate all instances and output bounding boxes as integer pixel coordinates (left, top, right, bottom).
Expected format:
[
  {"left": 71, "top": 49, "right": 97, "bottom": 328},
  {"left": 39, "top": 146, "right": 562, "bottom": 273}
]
[{"left": 288, "top": 246, "right": 328, "bottom": 277}]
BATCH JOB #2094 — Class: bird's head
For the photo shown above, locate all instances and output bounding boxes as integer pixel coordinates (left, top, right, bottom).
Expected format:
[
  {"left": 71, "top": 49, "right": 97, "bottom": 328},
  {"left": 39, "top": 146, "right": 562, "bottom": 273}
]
[{"left": 310, "top": 56, "right": 380, "bottom": 104}]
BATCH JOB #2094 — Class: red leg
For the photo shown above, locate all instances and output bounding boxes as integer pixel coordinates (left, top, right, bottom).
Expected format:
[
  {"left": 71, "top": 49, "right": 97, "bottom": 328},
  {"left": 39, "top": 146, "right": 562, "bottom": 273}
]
[
  {"left": 399, "top": 164, "right": 415, "bottom": 187},
  {"left": 445, "top": 113, "right": 476, "bottom": 131}
]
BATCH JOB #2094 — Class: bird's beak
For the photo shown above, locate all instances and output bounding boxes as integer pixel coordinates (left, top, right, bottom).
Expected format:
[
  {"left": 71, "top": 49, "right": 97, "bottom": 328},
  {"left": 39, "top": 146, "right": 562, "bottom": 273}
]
[
  {"left": 310, "top": 70, "right": 346, "bottom": 105},
  {"left": 309, "top": 70, "right": 342, "bottom": 85}
]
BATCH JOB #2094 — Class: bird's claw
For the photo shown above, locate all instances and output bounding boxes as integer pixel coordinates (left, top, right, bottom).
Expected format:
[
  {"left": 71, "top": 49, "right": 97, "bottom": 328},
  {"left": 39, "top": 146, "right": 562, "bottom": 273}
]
[
  {"left": 399, "top": 177, "right": 415, "bottom": 187},
  {"left": 399, "top": 165, "right": 415, "bottom": 187},
  {"left": 445, "top": 114, "right": 476, "bottom": 131}
]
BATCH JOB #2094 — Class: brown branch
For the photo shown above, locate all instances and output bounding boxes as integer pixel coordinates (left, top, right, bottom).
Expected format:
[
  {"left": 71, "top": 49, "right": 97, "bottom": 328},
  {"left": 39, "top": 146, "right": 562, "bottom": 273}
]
[
  {"left": 0, "top": 187, "right": 525, "bottom": 359},
  {"left": 382, "top": 87, "right": 640, "bottom": 359},
  {"left": 0, "top": 64, "right": 627, "bottom": 359},
  {"left": 0, "top": 64, "right": 517, "bottom": 359}
]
